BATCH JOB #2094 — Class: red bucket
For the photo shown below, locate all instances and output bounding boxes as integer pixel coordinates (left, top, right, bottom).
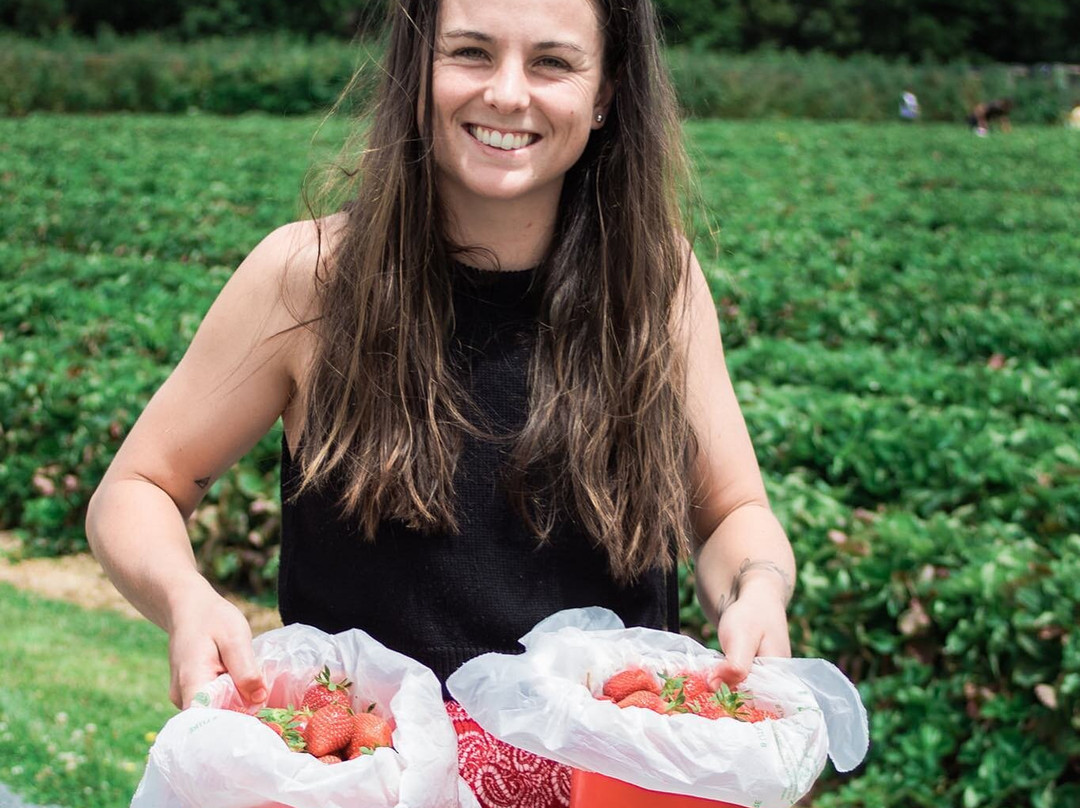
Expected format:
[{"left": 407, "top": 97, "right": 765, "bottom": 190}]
[{"left": 570, "top": 769, "right": 744, "bottom": 808}]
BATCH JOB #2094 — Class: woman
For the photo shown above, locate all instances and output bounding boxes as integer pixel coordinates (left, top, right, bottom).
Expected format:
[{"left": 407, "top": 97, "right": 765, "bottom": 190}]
[{"left": 87, "top": 0, "right": 795, "bottom": 803}]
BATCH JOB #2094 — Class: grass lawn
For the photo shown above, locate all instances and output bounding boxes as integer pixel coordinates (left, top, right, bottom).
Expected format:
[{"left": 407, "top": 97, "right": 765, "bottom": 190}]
[{"left": 0, "top": 584, "right": 175, "bottom": 807}]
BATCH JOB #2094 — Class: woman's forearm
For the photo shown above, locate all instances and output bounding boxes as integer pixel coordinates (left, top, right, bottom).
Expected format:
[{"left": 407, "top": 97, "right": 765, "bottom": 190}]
[
  {"left": 85, "top": 477, "right": 216, "bottom": 633},
  {"left": 693, "top": 502, "right": 796, "bottom": 626}
]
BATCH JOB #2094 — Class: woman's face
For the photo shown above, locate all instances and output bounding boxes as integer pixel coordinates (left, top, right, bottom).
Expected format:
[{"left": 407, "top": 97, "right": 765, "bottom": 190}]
[{"left": 429, "top": 0, "right": 611, "bottom": 208}]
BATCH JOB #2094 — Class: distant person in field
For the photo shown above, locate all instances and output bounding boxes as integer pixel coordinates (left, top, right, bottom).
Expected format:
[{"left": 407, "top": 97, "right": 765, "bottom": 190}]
[
  {"left": 899, "top": 90, "right": 920, "bottom": 121},
  {"left": 967, "top": 98, "right": 1013, "bottom": 136}
]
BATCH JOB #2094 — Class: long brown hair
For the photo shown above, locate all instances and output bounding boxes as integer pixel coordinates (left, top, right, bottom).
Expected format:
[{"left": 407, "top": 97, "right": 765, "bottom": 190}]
[{"left": 295, "top": 0, "right": 697, "bottom": 583}]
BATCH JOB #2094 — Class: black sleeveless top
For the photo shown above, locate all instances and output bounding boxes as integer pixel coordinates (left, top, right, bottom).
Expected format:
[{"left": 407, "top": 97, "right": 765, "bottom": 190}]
[{"left": 279, "top": 263, "right": 676, "bottom": 690}]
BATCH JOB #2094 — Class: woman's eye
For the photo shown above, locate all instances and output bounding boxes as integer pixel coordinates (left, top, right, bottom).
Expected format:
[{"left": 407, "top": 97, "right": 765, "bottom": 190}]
[
  {"left": 536, "top": 57, "right": 570, "bottom": 70},
  {"left": 453, "top": 47, "right": 487, "bottom": 59}
]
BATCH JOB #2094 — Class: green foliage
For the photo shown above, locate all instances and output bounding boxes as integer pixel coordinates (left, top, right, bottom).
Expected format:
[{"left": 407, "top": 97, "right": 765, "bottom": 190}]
[
  {"left": 5, "top": 0, "right": 1080, "bottom": 62},
  {"left": 2, "top": 33, "right": 1079, "bottom": 122},
  {"left": 0, "top": 0, "right": 385, "bottom": 39},
  {"left": 656, "top": 0, "right": 1080, "bottom": 63},
  {"left": 0, "top": 113, "right": 347, "bottom": 590},
  {"left": 683, "top": 118, "right": 1080, "bottom": 806},
  {"left": 3, "top": 114, "right": 1079, "bottom": 805},
  {"left": 0, "top": 33, "right": 374, "bottom": 116},
  {"left": 666, "top": 48, "right": 1079, "bottom": 123}
]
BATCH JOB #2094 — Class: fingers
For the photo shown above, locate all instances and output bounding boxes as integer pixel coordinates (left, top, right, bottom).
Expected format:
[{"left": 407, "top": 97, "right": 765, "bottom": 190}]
[
  {"left": 174, "top": 655, "right": 226, "bottom": 710},
  {"left": 708, "top": 595, "right": 793, "bottom": 687},
  {"left": 168, "top": 597, "right": 265, "bottom": 709},
  {"left": 218, "top": 627, "right": 267, "bottom": 706},
  {"left": 712, "top": 626, "right": 757, "bottom": 685}
]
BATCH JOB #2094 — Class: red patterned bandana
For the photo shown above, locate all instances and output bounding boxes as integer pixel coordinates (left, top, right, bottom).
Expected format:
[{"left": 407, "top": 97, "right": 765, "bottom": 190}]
[{"left": 445, "top": 700, "right": 571, "bottom": 808}]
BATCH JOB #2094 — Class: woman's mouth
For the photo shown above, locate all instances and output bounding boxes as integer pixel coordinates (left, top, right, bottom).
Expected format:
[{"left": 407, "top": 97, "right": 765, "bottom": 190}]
[{"left": 467, "top": 125, "right": 539, "bottom": 151}]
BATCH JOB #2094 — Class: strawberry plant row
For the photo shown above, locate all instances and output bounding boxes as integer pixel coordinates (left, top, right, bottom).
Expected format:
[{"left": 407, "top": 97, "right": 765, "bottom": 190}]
[
  {"left": 683, "top": 469, "right": 1080, "bottom": 807},
  {"left": 741, "top": 382, "right": 1079, "bottom": 526},
  {"left": 727, "top": 337, "right": 1079, "bottom": 424}
]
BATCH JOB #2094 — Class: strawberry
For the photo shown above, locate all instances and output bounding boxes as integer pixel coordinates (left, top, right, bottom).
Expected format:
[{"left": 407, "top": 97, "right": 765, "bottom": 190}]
[
  {"left": 603, "top": 667, "right": 660, "bottom": 703},
  {"left": 684, "top": 691, "right": 731, "bottom": 720},
  {"left": 661, "top": 670, "right": 711, "bottom": 711},
  {"left": 743, "top": 705, "right": 780, "bottom": 723},
  {"left": 616, "top": 690, "right": 670, "bottom": 713},
  {"left": 303, "top": 703, "right": 355, "bottom": 758},
  {"left": 300, "top": 665, "right": 353, "bottom": 712},
  {"left": 290, "top": 708, "right": 314, "bottom": 735},
  {"left": 257, "top": 706, "right": 307, "bottom": 752},
  {"left": 346, "top": 707, "right": 394, "bottom": 759},
  {"left": 316, "top": 753, "right": 343, "bottom": 764},
  {"left": 713, "top": 683, "right": 750, "bottom": 720}
]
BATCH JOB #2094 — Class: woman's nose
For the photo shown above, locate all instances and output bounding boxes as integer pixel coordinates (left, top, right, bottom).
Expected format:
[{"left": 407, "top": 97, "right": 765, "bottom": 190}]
[{"left": 483, "top": 59, "right": 530, "bottom": 114}]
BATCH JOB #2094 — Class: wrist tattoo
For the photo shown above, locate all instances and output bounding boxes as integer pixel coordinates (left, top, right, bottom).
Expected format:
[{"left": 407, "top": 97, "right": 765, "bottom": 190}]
[
  {"left": 194, "top": 476, "right": 211, "bottom": 490},
  {"left": 715, "top": 558, "right": 794, "bottom": 618}
]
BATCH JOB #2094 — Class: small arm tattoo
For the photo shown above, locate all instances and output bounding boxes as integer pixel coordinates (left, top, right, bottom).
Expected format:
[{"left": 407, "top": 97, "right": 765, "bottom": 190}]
[
  {"left": 194, "top": 476, "right": 211, "bottom": 490},
  {"left": 715, "top": 558, "right": 794, "bottom": 618}
]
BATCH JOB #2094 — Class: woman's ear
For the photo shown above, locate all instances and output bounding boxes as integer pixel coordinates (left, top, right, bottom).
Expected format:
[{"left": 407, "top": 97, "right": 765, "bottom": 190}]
[{"left": 592, "top": 79, "right": 615, "bottom": 129}]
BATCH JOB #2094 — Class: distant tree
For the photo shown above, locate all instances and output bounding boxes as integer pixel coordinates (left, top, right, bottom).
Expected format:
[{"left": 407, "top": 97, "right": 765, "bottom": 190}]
[{"left": 2, "top": 0, "right": 1079, "bottom": 62}]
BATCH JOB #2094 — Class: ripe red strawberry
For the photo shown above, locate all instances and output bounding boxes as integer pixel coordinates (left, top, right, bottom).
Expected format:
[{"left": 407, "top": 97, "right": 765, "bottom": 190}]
[
  {"left": 684, "top": 692, "right": 730, "bottom": 720},
  {"left": 743, "top": 705, "right": 780, "bottom": 723},
  {"left": 713, "top": 683, "right": 750, "bottom": 720},
  {"left": 316, "top": 753, "right": 343, "bottom": 764},
  {"left": 300, "top": 665, "right": 353, "bottom": 712},
  {"left": 661, "top": 670, "right": 711, "bottom": 711},
  {"left": 290, "top": 708, "right": 313, "bottom": 735},
  {"left": 675, "top": 671, "right": 711, "bottom": 701},
  {"left": 346, "top": 708, "right": 394, "bottom": 759},
  {"left": 603, "top": 668, "right": 660, "bottom": 703},
  {"left": 257, "top": 706, "right": 307, "bottom": 752},
  {"left": 616, "top": 690, "right": 670, "bottom": 713},
  {"left": 303, "top": 704, "right": 355, "bottom": 757}
]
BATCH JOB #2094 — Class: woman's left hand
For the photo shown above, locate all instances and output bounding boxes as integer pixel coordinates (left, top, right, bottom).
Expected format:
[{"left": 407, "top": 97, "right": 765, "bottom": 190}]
[{"left": 707, "top": 574, "right": 792, "bottom": 688}]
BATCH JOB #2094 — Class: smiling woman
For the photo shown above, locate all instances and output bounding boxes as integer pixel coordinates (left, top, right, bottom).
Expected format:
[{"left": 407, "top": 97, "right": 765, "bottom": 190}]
[
  {"left": 429, "top": 0, "right": 611, "bottom": 219},
  {"left": 85, "top": 0, "right": 797, "bottom": 806}
]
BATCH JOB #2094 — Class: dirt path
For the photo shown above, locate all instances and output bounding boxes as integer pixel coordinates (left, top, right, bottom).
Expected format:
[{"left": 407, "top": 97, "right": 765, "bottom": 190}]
[{"left": 0, "top": 532, "right": 282, "bottom": 634}]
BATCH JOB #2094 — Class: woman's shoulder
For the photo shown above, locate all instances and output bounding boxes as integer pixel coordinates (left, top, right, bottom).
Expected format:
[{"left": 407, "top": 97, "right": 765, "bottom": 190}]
[
  {"left": 215, "top": 213, "right": 348, "bottom": 385},
  {"left": 227, "top": 213, "right": 348, "bottom": 330},
  {"left": 251, "top": 212, "right": 349, "bottom": 297}
]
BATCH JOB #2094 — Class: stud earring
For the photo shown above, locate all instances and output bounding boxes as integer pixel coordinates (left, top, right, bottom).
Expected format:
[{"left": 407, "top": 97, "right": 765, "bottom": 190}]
[{"left": 596, "top": 113, "right": 604, "bottom": 123}]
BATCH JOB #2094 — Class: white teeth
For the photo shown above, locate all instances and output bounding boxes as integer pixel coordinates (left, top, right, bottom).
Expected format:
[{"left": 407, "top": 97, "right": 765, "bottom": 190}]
[{"left": 469, "top": 125, "right": 534, "bottom": 150}]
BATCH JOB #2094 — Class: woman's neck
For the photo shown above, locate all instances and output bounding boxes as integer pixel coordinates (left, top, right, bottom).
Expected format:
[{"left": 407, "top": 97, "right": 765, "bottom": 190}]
[{"left": 440, "top": 183, "right": 561, "bottom": 271}]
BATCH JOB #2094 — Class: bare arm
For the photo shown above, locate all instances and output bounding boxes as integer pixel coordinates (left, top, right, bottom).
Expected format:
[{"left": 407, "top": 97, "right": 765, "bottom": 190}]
[
  {"left": 86, "top": 220, "right": 323, "bottom": 708},
  {"left": 678, "top": 251, "right": 796, "bottom": 682}
]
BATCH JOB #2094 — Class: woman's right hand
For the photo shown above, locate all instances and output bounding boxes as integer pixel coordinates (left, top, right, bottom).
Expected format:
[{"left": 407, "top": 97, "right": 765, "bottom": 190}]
[{"left": 167, "top": 589, "right": 267, "bottom": 710}]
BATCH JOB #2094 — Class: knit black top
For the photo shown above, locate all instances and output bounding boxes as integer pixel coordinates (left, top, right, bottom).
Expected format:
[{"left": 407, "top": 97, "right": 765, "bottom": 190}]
[{"left": 278, "top": 263, "right": 676, "bottom": 690}]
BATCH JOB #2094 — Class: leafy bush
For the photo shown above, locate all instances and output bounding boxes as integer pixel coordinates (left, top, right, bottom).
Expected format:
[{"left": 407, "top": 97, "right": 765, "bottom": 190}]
[
  {"left": 2, "top": 33, "right": 1078, "bottom": 122},
  {"left": 0, "top": 33, "right": 372, "bottom": 116}
]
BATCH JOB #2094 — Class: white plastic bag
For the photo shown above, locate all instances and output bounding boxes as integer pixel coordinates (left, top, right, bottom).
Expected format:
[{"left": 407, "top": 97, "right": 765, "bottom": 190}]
[
  {"left": 132, "top": 623, "right": 480, "bottom": 808},
  {"left": 446, "top": 607, "right": 868, "bottom": 808}
]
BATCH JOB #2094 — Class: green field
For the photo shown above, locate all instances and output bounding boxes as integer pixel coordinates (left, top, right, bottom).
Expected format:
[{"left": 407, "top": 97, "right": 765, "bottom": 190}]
[
  {"left": 0, "top": 585, "right": 174, "bottom": 805},
  {"left": 2, "top": 114, "right": 1078, "bottom": 806}
]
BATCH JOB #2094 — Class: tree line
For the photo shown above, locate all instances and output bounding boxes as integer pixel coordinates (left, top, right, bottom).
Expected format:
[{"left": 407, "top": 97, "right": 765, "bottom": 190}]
[{"left": 3, "top": 0, "right": 1079, "bottom": 63}]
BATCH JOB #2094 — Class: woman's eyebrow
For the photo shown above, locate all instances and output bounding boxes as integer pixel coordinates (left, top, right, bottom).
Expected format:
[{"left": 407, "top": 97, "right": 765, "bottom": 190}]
[
  {"left": 441, "top": 29, "right": 493, "bottom": 42},
  {"left": 440, "top": 29, "right": 586, "bottom": 54},
  {"left": 535, "top": 40, "right": 586, "bottom": 54}
]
